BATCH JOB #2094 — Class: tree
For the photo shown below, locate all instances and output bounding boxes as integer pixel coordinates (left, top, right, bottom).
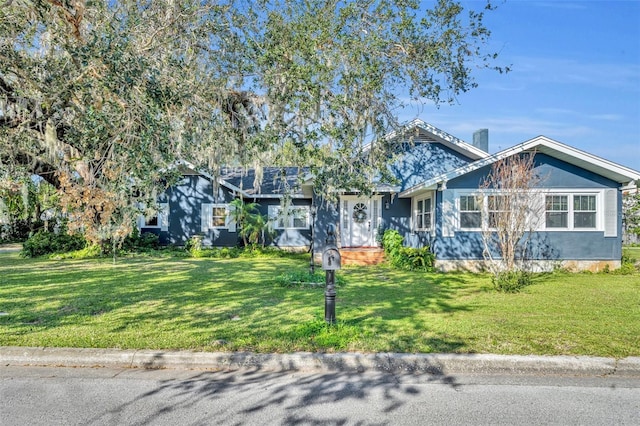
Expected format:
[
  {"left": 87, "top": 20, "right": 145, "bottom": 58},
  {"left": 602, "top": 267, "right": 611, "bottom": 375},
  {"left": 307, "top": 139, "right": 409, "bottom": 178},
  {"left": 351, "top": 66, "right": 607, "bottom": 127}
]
[
  {"left": 1, "top": 0, "right": 507, "bottom": 244},
  {"left": 0, "top": 177, "right": 58, "bottom": 241},
  {"left": 228, "top": 198, "right": 260, "bottom": 247},
  {"left": 622, "top": 183, "right": 640, "bottom": 244},
  {"left": 480, "top": 152, "right": 543, "bottom": 292}
]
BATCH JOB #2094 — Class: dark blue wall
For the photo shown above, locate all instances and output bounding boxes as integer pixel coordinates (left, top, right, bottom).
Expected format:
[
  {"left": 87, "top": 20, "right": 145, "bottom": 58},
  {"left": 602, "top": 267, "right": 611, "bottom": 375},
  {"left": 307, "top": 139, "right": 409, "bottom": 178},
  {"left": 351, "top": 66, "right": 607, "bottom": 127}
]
[
  {"left": 146, "top": 174, "right": 312, "bottom": 248},
  {"left": 430, "top": 153, "right": 623, "bottom": 261},
  {"left": 388, "top": 142, "right": 473, "bottom": 191}
]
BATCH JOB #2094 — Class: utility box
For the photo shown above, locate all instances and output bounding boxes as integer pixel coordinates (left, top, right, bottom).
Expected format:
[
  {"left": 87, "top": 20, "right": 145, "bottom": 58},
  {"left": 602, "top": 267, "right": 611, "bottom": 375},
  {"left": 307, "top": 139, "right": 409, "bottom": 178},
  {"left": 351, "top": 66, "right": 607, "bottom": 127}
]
[{"left": 322, "top": 247, "right": 341, "bottom": 271}]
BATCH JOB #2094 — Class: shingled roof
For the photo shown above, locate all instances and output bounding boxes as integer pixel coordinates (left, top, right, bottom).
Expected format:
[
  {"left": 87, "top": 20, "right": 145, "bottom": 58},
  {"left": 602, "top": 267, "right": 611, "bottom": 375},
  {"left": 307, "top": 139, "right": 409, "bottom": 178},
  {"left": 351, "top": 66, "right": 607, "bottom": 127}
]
[{"left": 220, "top": 167, "right": 311, "bottom": 198}]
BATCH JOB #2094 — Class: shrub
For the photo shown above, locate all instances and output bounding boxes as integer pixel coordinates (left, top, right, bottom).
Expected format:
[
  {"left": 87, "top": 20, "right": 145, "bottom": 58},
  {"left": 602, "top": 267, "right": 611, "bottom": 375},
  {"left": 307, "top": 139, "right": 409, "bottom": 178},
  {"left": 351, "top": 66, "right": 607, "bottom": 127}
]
[
  {"left": 21, "top": 230, "right": 86, "bottom": 258},
  {"left": 492, "top": 270, "right": 532, "bottom": 293},
  {"left": 380, "top": 229, "right": 435, "bottom": 271},
  {"left": 122, "top": 229, "right": 160, "bottom": 251},
  {"left": 0, "top": 219, "right": 38, "bottom": 243}
]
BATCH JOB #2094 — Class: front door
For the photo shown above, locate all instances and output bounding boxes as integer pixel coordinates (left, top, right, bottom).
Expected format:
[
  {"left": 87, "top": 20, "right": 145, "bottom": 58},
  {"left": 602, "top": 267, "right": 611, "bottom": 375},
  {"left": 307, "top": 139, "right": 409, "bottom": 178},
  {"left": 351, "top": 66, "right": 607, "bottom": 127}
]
[{"left": 340, "top": 196, "right": 381, "bottom": 247}]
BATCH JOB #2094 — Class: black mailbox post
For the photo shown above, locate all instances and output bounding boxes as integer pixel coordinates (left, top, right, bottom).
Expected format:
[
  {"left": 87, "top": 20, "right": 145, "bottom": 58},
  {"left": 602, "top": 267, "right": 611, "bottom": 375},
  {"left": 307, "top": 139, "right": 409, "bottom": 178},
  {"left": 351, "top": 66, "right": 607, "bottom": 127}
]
[{"left": 321, "top": 224, "right": 341, "bottom": 324}]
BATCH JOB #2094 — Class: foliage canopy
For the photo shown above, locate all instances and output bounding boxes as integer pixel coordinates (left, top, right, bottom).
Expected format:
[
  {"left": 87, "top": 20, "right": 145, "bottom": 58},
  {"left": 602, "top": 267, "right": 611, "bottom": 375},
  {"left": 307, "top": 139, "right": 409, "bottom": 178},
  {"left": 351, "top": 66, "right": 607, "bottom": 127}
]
[{"left": 1, "top": 0, "right": 506, "bottom": 243}]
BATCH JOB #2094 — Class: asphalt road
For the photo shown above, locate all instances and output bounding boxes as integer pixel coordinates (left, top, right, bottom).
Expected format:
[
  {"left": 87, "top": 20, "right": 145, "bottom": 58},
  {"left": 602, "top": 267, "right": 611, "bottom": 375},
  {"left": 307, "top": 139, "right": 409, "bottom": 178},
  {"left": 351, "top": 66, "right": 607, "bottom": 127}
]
[{"left": 1, "top": 365, "right": 639, "bottom": 425}]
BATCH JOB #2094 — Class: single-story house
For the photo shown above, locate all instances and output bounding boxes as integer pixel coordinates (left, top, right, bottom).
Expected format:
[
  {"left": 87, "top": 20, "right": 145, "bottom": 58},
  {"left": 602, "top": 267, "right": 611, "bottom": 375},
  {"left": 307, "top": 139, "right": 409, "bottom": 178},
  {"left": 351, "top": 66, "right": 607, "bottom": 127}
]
[{"left": 140, "top": 119, "right": 640, "bottom": 271}]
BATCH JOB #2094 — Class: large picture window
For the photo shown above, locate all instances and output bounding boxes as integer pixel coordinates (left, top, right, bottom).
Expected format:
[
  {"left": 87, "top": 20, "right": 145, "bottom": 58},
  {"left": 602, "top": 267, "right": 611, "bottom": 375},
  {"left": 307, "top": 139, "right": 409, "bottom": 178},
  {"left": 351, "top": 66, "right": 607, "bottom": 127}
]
[
  {"left": 268, "top": 205, "right": 310, "bottom": 229},
  {"left": 455, "top": 191, "right": 602, "bottom": 233}
]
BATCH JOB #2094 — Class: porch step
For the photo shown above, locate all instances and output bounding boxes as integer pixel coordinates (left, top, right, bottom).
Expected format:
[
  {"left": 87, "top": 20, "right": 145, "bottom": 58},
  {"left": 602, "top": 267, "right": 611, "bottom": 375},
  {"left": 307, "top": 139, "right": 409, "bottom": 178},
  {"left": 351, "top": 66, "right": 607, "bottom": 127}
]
[{"left": 339, "top": 248, "right": 386, "bottom": 266}]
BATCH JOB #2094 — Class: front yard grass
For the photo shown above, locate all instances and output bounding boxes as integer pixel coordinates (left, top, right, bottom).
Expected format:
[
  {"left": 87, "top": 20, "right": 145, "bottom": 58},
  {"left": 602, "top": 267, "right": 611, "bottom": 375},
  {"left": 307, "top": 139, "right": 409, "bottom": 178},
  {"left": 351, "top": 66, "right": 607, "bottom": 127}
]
[{"left": 0, "top": 250, "right": 638, "bottom": 357}]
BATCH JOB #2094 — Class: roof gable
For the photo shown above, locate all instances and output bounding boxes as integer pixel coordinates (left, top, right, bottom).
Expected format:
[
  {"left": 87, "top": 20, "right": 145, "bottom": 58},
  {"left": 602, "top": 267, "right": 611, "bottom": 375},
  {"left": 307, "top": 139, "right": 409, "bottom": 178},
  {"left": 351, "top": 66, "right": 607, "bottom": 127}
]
[
  {"left": 385, "top": 119, "right": 490, "bottom": 161},
  {"left": 400, "top": 135, "right": 640, "bottom": 197}
]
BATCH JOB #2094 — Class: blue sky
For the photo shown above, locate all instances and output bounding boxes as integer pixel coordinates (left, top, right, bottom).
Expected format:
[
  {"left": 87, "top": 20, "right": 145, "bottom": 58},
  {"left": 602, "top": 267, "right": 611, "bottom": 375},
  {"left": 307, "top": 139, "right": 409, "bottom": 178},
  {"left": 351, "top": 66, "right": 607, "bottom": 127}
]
[{"left": 401, "top": 0, "right": 640, "bottom": 171}]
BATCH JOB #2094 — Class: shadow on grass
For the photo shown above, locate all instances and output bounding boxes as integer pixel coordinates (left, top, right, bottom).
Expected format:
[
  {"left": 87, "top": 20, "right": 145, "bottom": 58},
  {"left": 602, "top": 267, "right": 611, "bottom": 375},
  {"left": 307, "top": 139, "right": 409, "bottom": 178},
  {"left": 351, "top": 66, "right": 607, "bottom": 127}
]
[{"left": 0, "top": 253, "right": 479, "bottom": 352}]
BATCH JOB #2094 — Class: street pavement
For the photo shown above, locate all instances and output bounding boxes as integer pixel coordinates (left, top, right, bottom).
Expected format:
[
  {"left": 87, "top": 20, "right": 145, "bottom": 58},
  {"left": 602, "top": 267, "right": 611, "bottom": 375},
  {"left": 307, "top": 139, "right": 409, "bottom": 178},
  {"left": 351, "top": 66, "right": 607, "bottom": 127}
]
[
  {"left": 1, "top": 346, "right": 639, "bottom": 377},
  {"left": 2, "top": 364, "right": 640, "bottom": 425}
]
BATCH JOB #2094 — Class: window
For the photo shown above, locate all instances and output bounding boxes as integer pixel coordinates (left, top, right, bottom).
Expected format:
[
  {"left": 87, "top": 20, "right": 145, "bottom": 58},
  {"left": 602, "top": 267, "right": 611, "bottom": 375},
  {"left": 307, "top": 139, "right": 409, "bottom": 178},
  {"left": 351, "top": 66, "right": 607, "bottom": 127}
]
[
  {"left": 142, "top": 203, "right": 169, "bottom": 231},
  {"left": 573, "top": 195, "right": 596, "bottom": 228},
  {"left": 212, "top": 206, "right": 226, "bottom": 227},
  {"left": 487, "top": 195, "right": 507, "bottom": 229},
  {"left": 268, "top": 205, "right": 310, "bottom": 229},
  {"left": 460, "top": 195, "right": 481, "bottom": 229},
  {"left": 415, "top": 197, "right": 432, "bottom": 231},
  {"left": 545, "top": 195, "right": 568, "bottom": 228},
  {"left": 145, "top": 216, "right": 158, "bottom": 227},
  {"left": 201, "top": 203, "right": 232, "bottom": 231},
  {"left": 545, "top": 194, "right": 599, "bottom": 230}
]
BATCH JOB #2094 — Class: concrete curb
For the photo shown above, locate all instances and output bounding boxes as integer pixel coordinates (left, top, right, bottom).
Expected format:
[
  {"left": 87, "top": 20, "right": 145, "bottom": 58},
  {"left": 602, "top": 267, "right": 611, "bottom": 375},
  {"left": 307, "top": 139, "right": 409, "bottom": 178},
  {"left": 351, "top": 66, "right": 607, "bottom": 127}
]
[{"left": 2, "top": 347, "right": 639, "bottom": 377}]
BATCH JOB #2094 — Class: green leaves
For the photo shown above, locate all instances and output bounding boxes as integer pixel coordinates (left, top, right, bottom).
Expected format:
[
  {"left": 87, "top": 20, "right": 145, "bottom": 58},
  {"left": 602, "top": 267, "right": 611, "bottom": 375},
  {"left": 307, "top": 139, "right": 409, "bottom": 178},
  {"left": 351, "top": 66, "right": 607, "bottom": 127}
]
[{"left": 1, "top": 0, "right": 506, "bottom": 242}]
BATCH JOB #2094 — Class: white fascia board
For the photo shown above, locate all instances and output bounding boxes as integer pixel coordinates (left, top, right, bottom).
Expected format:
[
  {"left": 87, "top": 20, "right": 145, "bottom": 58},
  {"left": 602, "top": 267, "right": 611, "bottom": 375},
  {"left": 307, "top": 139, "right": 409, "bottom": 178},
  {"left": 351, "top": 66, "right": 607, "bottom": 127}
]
[
  {"left": 401, "top": 136, "right": 640, "bottom": 197},
  {"left": 399, "top": 183, "right": 438, "bottom": 198},
  {"left": 412, "top": 120, "right": 490, "bottom": 160},
  {"left": 525, "top": 136, "right": 640, "bottom": 185},
  {"left": 364, "top": 119, "right": 490, "bottom": 160},
  {"left": 248, "top": 193, "right": 308, "bottom": 199}
]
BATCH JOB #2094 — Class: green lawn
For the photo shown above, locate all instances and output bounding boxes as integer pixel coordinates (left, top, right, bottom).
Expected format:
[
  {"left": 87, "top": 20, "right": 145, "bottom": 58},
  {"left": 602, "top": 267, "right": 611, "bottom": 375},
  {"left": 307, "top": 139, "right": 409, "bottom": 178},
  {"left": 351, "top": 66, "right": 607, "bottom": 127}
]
[{"left": 0, "top": 250, "right": 639, "bottom": 357}]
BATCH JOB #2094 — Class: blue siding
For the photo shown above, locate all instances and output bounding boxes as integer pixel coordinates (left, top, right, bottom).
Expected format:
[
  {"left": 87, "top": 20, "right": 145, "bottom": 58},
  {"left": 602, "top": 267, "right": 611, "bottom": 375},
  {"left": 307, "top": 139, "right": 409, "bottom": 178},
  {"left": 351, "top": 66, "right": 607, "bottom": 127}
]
[
  {"left": 389, "top": 142, "right": 473, "bottom": 191},
  {"left": 154, "top": 174, "right": 237, "bottom": 246},
  {"left": 150, "top": 174, "right": 313, "bottom": 248},
  {"left": 380, "top": 195, "right": 413, "bottom": 242},
  {"left": 431, "top": 153, "right": 623, "bottom": 262},
  {"left": 448, "top": 154, "right": 619, "bottom": 190}
]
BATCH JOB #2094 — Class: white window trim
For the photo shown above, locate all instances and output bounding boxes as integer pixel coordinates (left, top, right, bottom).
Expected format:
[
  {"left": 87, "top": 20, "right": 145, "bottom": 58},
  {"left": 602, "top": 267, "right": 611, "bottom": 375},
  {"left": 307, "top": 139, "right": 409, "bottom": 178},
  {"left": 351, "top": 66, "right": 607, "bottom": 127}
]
[
  {"left": 453, "top": 189, "right": 606, "bottom": 233},
  {"left": 268, "top": 205, "right": 310, "bottom": 230},
  {"left": 413, "top": 194, "right": 434, "bottom": 232},
  {"left": 457, "top": 192, "right": 483, "bottom": 231},
  {"left": 201, "top": 203, "right": 234, "bottom": 232},
  {"left": 542, "top": 190, "right": 603, "bottom": 232},
  {"left": 211, "top": 204, "right": 229, "bottom": 229},
  {"left": 139, "top": 202, "right": 169, "bottom": 232}
]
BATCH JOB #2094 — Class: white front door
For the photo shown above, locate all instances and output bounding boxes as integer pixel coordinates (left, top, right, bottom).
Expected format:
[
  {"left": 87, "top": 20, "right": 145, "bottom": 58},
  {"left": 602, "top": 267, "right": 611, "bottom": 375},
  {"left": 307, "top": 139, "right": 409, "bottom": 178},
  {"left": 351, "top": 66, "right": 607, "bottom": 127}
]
[{"left": 340, "top": 196, "right": 381, "bottom": 247}]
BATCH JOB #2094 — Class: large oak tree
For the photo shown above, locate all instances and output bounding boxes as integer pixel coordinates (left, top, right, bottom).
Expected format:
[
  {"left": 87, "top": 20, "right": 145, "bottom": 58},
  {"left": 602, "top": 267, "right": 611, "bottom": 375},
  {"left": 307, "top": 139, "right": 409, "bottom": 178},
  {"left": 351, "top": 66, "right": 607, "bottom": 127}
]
[{"left": 1, "top": 0, "right": 506, "bottom": 243}]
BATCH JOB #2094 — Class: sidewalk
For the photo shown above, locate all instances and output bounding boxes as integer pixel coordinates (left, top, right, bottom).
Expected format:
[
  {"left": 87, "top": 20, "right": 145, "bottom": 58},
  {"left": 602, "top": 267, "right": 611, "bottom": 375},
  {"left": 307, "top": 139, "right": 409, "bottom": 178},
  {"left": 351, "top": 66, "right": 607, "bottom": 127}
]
[{"left": 2, "top": 346, "right": 639, "bottom": 377}]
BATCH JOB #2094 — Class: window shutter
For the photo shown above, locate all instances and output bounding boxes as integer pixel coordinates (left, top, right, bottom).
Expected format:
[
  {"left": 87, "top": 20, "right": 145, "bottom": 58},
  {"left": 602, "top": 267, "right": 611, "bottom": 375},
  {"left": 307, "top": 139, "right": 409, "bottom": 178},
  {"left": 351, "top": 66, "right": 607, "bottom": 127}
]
[
  {"left": 372, "top": 199, "right": 379, "bottom": 231},
  {"left": 137, "top": 214, "right": 145, "bottom": 229},
  {"left": 226, "top": 204, "right": 236, "bottom": 232},
  {"left": 136, "top": 202, "right": 146, "bottom": 228},
  {"left": 342, "top": 200, "right": 349, "bottom": 232},
  {"left": 441, "top": 190, "right": 456, "bottom": 237},
  {"left": 159, "top": 203, "right": 169, "bottom": 232},
  {"left": 604, "top": 189, "right": 618, "bottom": 237},
  {"left": 201, "top": 203, "right": 212, "bottom": 233}
]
